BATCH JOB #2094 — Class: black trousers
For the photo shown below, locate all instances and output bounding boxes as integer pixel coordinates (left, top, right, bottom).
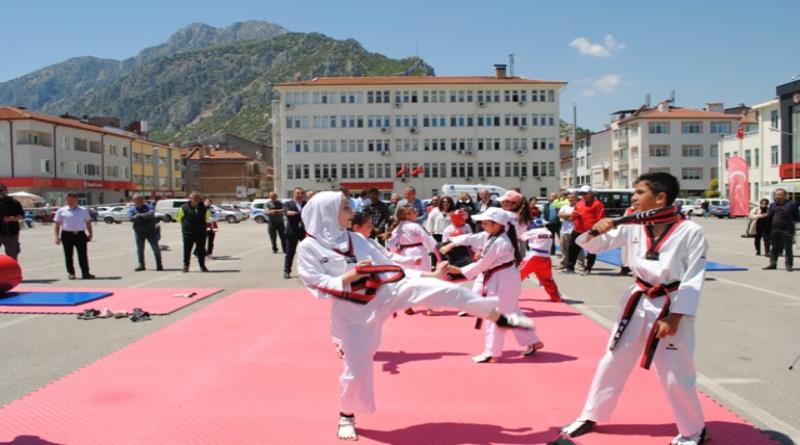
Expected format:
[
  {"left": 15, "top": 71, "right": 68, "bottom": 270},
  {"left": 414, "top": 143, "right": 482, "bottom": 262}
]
[
  {"left": 769, "top": 229, "right": 794, "bottom": 268},
  {"left": 284, "top": 233, "right": 304, "bottom": 274},
  {"left": 268, "top": 222, "right": 286, "bottom": 253},
  {"left": 182, "top": 233, "right": 207, "bottom": 268},
  {"left": 754, "top": 229, "right": 770, "bottom": 255},
  {"left": 206, "top": 230, "right": 216, "bottom": 256},
  {"left": 546, "top": 223, "right": 561, "bottom": 255},
  {"left": 61, "top": 231, "right": 90, "bottom": 276},
  {"left": 568, "top": 230, "right": 596, "bottom": 272}
]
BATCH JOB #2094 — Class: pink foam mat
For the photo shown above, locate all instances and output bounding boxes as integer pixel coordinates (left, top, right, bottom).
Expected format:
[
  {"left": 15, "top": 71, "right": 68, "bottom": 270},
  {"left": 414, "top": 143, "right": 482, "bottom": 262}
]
[
  {"left": 0, "top": 288, "right": 779, "bottom": 444},
  {"left": 0, "top": 287, "right": 222, "bottom": 315}
]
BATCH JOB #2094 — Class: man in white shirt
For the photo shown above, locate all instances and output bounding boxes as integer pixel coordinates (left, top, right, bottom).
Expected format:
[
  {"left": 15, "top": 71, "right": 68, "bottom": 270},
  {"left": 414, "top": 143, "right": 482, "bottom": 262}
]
[
  {"left": 558, "top": 193, "right": 577, "bottom": 270},
  {"left": 54, "top": 192, "right": 94, "bottom": 280}
]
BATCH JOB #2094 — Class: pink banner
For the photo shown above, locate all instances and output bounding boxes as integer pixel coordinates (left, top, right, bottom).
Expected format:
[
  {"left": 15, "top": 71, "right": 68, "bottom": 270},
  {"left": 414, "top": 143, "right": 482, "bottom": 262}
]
[{"left": 727, "top": 156, "right": 750, "bottom": 217}]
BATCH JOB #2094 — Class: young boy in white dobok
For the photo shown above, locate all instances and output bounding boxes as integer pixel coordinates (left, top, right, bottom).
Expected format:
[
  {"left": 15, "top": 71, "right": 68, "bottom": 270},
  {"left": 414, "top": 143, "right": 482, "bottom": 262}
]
[{"left": 560, "top": 172, "right": 708, "bottom": 445}]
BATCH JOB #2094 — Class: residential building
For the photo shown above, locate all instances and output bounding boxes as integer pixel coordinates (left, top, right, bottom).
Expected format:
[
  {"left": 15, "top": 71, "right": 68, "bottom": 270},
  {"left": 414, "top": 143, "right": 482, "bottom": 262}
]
[
  {"left": 719, "top": 99, "right": 782, "bottom": 201},
  {"left": 131, "top": 138, "right": 184, "bottom": 199},
  {"left": 587, "top": 129, "right": 613, "bottom": 188},
  {"left": 608, "top": 101, "right": 742, "bottom": 194},
  {"left": 182, "top": 145, "right": 270, "bottom": 201},
  {"left": 0, "top": 106, "right": 135, "bottom": 205},
  {"left": 191, "top": 133, "right": 273, "bottom": 164},
  {"left": 776, "top": 80, "right": 800, "bottom": 185},
  {"left": 559, "top": 138, "right": 574, "bottom": 189},
  {"left": 271, "top": 64, "right": 566, "bottom": 199}
]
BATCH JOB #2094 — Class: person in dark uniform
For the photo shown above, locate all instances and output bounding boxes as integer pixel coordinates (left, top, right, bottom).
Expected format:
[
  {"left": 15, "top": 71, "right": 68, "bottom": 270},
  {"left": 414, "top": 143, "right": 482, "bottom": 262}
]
[
  {"left": 283, "top": 187, "right": 307, "bottom": 279},
  {"left": 266, "top": 191, "right": 286, "bottom": 254},
  {"left": 176, "top": 192, "right": 211, "bottom": 273},
  {"left": 0, "top": 183, "right": 24, "bottom": 260},
  {"left": 764, "top": 188, "right": 798, "bottom": 272}
]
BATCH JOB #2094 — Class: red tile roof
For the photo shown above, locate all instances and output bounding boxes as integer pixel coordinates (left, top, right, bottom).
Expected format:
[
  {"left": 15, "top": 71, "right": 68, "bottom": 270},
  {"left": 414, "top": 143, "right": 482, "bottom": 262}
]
[
  {"left": 0, "top": 106, "right": 137, "bottom": 138},
  {"left": 618, "top": 106, "right": 742, "bottom": 123},
  {"left": 185, "top": 147, "right": 251, "bottom": 161},
  {"left": 276, "top": 75, "right": 567, "bottom": 87}
]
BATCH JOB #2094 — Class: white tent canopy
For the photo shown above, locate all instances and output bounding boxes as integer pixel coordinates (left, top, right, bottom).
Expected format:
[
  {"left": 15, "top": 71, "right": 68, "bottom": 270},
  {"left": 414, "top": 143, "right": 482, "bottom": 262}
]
[{"left": 8, "top": 191, "right": 45, "bottom": 207}]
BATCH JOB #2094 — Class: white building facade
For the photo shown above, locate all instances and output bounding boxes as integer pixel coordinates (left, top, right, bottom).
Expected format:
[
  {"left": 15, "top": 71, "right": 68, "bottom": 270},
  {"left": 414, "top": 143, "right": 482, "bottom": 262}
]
[
  {"left": 272, "top": 66, "right": 566, "bottom": 199},
  {"left": 719, "top": 99, "right": 784, "bottom": 201},
  {"left": 0, "top": 107, "right": 135, "bottom": 205},
  {"left": 609, "top": 101, "right": 741, "bottom": 194},
  {"left": 561, "top": 129, "right": 612, "bottom": 189}
]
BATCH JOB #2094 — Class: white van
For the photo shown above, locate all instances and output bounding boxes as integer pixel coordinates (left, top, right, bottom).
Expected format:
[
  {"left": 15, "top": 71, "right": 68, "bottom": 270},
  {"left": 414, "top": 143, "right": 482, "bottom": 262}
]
[
  {"left": 439, "top": 184, "right": 507, "bottom": 200},
  {"left": 155, "top": 199, "right": 189, "bottom": 222}
]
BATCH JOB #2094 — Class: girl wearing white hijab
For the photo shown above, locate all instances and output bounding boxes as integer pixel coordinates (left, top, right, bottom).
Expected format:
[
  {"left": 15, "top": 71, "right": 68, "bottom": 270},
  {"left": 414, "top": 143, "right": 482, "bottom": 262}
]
[{"left": 296, "top": 191, "right": 534, "bottom": 441}]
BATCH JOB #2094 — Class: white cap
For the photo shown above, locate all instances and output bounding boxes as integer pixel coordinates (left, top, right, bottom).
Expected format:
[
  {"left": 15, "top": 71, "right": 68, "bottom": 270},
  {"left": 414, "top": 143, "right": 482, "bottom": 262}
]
[
  {"left": 579, "top": 185, "right": 593, "bottom": 193},
  {"left": 471, "top": 207, "right": 509, "bottom": 225}
]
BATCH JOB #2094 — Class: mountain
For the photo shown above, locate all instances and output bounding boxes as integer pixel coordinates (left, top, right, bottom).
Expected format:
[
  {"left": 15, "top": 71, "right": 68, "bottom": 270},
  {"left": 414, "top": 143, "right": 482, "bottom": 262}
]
[{"left": 0, "top": 21, "right": 434, "bottom": 143}]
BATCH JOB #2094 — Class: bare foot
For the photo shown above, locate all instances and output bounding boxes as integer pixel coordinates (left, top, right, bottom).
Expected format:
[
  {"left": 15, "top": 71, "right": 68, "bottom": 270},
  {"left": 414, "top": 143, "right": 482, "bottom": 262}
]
[{"left": 521, "top": 342, "right": 545, "bottom": 357}]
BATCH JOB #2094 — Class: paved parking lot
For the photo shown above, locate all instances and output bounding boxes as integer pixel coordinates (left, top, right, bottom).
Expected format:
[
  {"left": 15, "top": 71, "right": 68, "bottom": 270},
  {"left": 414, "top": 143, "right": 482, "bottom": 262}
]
[{"left": 0, "top": 216, "right": 798, "bottom": 443}]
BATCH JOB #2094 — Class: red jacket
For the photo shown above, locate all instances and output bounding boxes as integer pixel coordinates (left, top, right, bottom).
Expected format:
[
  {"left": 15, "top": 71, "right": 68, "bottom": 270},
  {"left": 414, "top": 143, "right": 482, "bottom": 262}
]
[{"left": 573, "top": 198, "right": 605, "bottom": 233}]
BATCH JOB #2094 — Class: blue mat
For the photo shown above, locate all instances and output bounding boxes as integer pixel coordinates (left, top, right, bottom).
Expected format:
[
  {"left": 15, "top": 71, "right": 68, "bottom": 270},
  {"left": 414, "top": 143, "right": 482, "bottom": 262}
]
[
  {"left": 0, "top": 291, "right": 113, "bottom": 306},
  {"left": 595, "top": 248, "right": 747, "bottom": 272}
]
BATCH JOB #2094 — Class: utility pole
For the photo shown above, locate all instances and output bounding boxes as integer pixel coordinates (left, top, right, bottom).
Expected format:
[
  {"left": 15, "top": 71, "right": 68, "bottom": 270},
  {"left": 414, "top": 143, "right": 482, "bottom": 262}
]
[{"left": 572, "top": 103, "right": 578, "bottom": 188}]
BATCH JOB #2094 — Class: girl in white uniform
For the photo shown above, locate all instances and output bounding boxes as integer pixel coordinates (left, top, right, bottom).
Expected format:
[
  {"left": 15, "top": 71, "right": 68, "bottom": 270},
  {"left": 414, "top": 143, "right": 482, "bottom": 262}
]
[
  {"left": 560, "top": 172, "right": 707, "bottom": 445},
  {"left": 296, "top": 191, "right": 534, "bottom": 441},
  {"left": 387, "top": 205, "right": 438, "bottom": 272},
  {"left": 442, "top": 207, "right": 544, "bottom": 363}
]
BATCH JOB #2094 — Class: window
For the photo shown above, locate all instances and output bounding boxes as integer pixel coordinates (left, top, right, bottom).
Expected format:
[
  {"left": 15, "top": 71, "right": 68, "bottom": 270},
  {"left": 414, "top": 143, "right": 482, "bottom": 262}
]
[
  {"left": 771, "top": 145, "right": 779, "bottom": 166},
  {"left": 745, "top": 149, "right": 752, "bottom": 167},
  {"left": 770, "top": 110, "right": 779, "bottom": 129},
  {"left": 682, "top": 168, "right": 703, "bottom": 180},
  {"left": 649, "top": 167, "right": 671, "bottom": 173},
  {"left": 681, "top": 121, "right": 702, "bottom": 134},
  {"left": 649, "top": 145, "right": 670, "bottom": 157},
  {"left": 710, "top": 121, "right": 732, "bottom": 134},
  {"left": 74, "top": 138, "right": 88, "bottom": 152},
  {"left": 710, "top": 144, "right": 719, "bottom": 158},
  {"left": 682, "top": 145, "right": 703, "bottom": 157},
  {"left": 648, "top": 122, "right": 670, "bottom": 134},
  {"left": 754, "top": 148, "right": 759, "bottom": 167},
  {"left": 40, "top": 159, "right": 51, "bottom": 174}
]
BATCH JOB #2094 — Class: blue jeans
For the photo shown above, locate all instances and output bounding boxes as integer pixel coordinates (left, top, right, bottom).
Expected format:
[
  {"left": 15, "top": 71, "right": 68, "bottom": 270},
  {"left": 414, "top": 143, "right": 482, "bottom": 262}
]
[{"left": 135, "top": 230, "right": 162, "bottom": 267}]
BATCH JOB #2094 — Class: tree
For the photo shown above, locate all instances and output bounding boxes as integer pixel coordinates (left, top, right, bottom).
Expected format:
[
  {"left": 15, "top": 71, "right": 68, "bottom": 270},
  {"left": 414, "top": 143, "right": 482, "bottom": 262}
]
[
  {"left": 704, "top": 178, "right": 721, "bottom": 198},
  {"left": 559, "top": 120, "right": 591, "bottom": 140}
]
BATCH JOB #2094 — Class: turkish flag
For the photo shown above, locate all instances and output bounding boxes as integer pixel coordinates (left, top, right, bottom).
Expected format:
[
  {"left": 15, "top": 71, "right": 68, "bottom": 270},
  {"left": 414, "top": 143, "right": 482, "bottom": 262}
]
[
  {"left": 727, "top": 156, "right": 750, "bottom": 217},
  {"left": 736, "top": 123, "right": 744, "bottom": 140},
  {"left": 395, "top": 165, "right": 408, "bottom": 177},
  {"left": 411, "top": 166, "right": 425, "bottom": 177}
]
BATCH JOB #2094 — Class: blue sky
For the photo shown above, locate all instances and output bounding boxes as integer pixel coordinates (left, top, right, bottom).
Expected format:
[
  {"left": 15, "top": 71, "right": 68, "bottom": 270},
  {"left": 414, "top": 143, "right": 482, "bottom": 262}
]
[{"left": 2, "top": 0, "right": 798, "bottom": 130}]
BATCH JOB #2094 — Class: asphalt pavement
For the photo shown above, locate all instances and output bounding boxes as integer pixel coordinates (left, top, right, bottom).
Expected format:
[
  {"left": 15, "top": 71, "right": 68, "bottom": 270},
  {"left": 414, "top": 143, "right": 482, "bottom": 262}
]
[{"left": 0, "top": 216, "right": 797, "bottom": 444}]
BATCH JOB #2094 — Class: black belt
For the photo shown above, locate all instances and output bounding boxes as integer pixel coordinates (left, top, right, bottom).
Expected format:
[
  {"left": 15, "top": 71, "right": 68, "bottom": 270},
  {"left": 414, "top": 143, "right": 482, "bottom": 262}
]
[
  {"left": 398, "top": 242, "right": 423, "bottom": 251},
  {"left": 315, "top": 265, "right": 405, "bottom": 305},
  {"left": 61, "top": 230, "right": 85, "bottom": 234},
  {"left": 610, "top": 277, "right": 681, "bottom": 369}
]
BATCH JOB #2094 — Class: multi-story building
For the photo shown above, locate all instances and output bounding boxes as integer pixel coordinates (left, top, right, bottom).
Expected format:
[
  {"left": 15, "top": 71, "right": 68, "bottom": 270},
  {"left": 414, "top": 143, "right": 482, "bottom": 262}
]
[
  {"left": 182, "top": 145, "right": 268, "bottom": 201},
  {"left": 0, "top": 106, "right": 135, "bottom": 205},
  {"left": 719, "top": 99, "right": 782, "bottom": 200},
  {"left": 776, "top": 80, "right": 800, "bottom": 185},
  {"left": 559, "top": 129, "right": 613, "bottom": 190},
  {"left": 271, "top": 64, "right": 566, "bottom": 199},
  {"left": 131, "top": 138, "right": 184, "bottom": 199},
  {"left": 609, "top": 101, "right": 742, "bottom": 194}
]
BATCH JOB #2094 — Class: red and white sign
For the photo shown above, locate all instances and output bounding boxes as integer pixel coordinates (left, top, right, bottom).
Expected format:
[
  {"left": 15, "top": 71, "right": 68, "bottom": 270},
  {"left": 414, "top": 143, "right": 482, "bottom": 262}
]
[
  {"left": 780, "top": 162, "right": 800, "bottom": 180},
  {"left": 83, "top": 181, "right": 103, "bottom": 188},
  {"left": 726, "top": 157, "right": 750, "bottom": 217},
  {"left": 0, "top": 177, "right": 136, "bottom": 190}
]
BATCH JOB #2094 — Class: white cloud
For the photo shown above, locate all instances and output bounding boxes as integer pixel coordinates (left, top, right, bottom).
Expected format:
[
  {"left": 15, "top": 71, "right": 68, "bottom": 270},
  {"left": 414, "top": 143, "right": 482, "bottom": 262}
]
[
  {"left": 569, "top": 34, "right": 626, "bottom": 57},
  {"left": 582, "top": 74, "right": 623, "bottom": 97}
]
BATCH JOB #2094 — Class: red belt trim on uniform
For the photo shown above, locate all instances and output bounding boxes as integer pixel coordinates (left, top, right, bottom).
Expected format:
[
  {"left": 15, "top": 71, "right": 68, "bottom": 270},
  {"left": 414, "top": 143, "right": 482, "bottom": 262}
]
[
  {"left": 609, "top": 277, "right": 681, "bottom": 369},
  {"left": 314, "top": 264, "right": 406, "bottom": 305}
]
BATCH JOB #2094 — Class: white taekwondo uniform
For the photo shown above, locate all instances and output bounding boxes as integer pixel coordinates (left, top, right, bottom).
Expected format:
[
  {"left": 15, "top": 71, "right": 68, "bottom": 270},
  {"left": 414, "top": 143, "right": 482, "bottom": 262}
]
[{"left": 386, "top": 220, "right": 438, "bottom": 272}]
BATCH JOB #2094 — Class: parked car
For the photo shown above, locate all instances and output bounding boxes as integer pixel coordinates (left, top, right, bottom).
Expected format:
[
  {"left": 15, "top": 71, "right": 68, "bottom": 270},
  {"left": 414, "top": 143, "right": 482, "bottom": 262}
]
[
  {"left": 710, "top": 204, "right": 731, "bottom": 218},
  {"left": 155, "top": 199, "right": 190, "bottom": 222},
  {"left": 211, "top": 205, "right": 247, "bottom": 223},
  {"left": 251, "top": 209, "right": 268, "bottom": 224},
  {"left": 98, "top": 206, "right": 130, "bottom": 224},
  {"left": 694, "top": 198, "right": 729, "bottom": 216}
]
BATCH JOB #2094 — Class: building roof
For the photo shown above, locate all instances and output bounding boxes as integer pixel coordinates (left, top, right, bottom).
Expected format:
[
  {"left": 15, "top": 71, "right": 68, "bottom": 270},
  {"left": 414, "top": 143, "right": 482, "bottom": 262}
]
[
  {"left": 617, "top": 105, "right": 742, "bottom": 124},
  {"left": 0, "top": 106, "right": 137, "bottom": 139},
  {"left": 276, "top": 75, "right": 567, "bottom": 88},
  {"left": 185, "top": 146, "right": 251, "bottom": 161}
]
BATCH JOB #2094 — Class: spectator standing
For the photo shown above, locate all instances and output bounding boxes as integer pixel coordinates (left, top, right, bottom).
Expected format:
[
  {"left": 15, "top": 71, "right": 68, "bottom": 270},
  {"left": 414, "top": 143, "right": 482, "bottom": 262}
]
[
  {"left": 426, "top": 196, "right": 456, "bottom": 242},
  {"left": 0, "top": 183, "right": 24, "bottom": 260},
  {"left": 396, "top": 186, "right": 426, "bottom": 224},
  {"left": 53, "top": 192, "right": 94, "bottom": 280},
  {"left": 266, "top": 191, "right": 286, "bottom": 254},
  {"left": 476, "top": 189, "right": 500, "bottom": 213},
  {"left": 204, "top": 198, "right": 218, "bottom": 260},
  {"left": 176, "top": 192, "right": 211, "bottom": 273},
  {"left": 701, "top": 200, "right": 710, "bottom": 218},
  {"left": 283, "top": 187, "right": 307, "bottom": 279},
  {"left": 558, "top": 193, "right": 578, "bottom": 270},
  {"left": 543, "top": 192, "right": 566, "bottom": 255},
  {"left": 128, "top": 194, "right": 163, "bottom": 271},
  {"left": 569, "top": 186, "right": 605, "bottom": 275},
  {"left": 388, "top": 193, "right": 402, "bottom": 216},
  {"left": 764, "top": 189, "right": 798, "bottom": 271},
  {"left": 748, "top": 198, "right": 770, "bottom": 256},
  {"left": 362, "top": 188, "right": 389, "bottom": 240}
]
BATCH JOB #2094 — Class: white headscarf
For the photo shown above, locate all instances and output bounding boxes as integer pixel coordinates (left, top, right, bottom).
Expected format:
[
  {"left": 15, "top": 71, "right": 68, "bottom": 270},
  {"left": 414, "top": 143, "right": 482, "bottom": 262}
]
[{"left": 301, "top": 191, "right": 349, "bottom": 251}]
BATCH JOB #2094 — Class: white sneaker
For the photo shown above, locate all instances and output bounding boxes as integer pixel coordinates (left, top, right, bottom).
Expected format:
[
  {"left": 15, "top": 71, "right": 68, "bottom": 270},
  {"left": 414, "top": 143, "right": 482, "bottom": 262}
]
[
  {"left": 671, "top": 427, "right": 708, "bottom": 445},
  {"left": 337, "top": 415, "right": 357, "bottom": 441},
  {"left": 560, "top": 418, "right": 596, "bottom": 438},
  {"left": 472, "top": 353, "right": 499, "bottom": 363}
]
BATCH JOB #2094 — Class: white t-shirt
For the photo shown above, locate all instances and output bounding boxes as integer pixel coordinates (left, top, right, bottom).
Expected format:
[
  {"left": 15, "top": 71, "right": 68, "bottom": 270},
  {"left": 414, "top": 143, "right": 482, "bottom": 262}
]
[
  {"left": 54, "top": 206, "right": 91, "bottom": 232},
  {"left": 559, "top": 204, "right": 575, "bottom": 234}
]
